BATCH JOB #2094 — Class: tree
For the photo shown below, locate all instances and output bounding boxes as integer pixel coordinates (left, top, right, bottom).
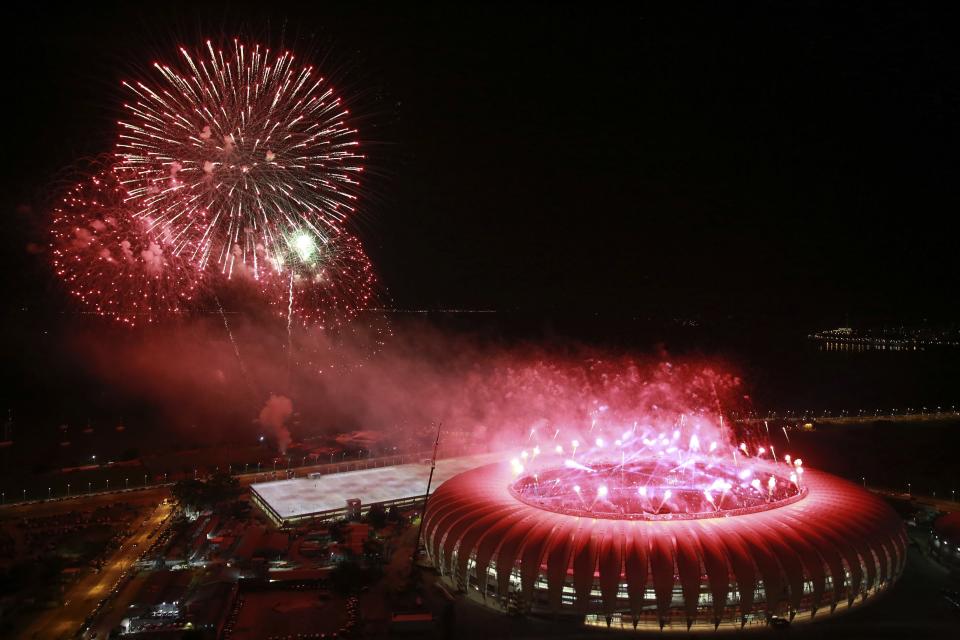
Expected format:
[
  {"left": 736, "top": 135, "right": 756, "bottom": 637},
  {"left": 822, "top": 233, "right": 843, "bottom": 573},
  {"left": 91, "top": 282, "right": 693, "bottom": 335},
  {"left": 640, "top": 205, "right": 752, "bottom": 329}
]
[
  {"left": 171, "top": 479, "right": 206, "bottom": 511},
  {"left": 365, "top": 504, "right": 387, "bottom": 529},
  {"left": 171, "top": 473, "right": 240, "bottom": 511}
]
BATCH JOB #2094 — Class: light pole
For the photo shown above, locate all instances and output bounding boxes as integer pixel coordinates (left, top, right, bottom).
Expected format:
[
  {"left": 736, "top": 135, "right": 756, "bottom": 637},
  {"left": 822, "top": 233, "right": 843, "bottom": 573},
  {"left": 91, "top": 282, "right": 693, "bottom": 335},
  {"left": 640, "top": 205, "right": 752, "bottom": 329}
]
[
  {"left": 907, "top": 482, "right": 912, "bottom": 496},
  {"left": 88, "top": 482, "right": 92, "bottom": 493},
  {"left": 862, "top": 476, "right": 866, "bottom": 488},
  {"left": 106, "top": 479, "right": 110, "bottom": 491},
  {"left": 125, "top": 478, "right": 129, "bottom": 489},
  {"left": 47, "top": 487, "right": 51, "bottom": 499},
  {"left": 22, "top": 489, "right": 26, "bottom": 501},
  {"left": 413, "top": 422, "right": 443, "bottom": 573},
  {"left": 67, "top": 483, "right": 71, "bottom": 497}
]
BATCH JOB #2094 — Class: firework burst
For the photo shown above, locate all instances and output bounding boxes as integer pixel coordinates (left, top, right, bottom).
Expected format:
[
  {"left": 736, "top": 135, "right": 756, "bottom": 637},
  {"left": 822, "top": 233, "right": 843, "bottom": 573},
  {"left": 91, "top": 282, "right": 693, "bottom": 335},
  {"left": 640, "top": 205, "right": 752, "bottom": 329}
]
[
  {"left": 259, "top": 224, "right": 377, "bottom": 329},
  {"left": 116, "top": 38, "right": 364, "bottom": 279},
  {"left": 50, "top": 170, "right": 202, "bottom": 325}
]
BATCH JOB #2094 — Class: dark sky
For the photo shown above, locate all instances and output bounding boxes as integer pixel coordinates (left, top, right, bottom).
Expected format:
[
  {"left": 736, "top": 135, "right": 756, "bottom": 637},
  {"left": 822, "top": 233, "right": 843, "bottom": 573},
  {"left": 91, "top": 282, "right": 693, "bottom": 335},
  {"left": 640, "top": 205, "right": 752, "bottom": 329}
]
[{"left": 5, "top": 1, "right": 960, "bottom": 321}]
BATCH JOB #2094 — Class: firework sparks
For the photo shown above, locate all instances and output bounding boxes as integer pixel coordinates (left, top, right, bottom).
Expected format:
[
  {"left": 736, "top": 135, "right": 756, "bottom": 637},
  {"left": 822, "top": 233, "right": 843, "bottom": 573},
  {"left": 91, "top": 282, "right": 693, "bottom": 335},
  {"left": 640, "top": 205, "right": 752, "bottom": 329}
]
[
  {"left": 257, "top": 225, "right": 377, "bottom": 328},
  {"left": 501, "top": 365, "right": 807, "bottom": 520},
  {"left": 50, "top": 170, "right": 202, "bottom": 325},
  {"left": 116, "top": 39, "right": 364, "bottom": 279}
]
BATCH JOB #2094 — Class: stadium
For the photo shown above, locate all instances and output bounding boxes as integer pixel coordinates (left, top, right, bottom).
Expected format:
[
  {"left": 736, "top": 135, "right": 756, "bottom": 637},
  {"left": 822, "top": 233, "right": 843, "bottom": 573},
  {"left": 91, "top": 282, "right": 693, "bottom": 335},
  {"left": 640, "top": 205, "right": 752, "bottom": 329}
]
[{"left": 422, "top": 459, "right": 906, "bottom": 631}]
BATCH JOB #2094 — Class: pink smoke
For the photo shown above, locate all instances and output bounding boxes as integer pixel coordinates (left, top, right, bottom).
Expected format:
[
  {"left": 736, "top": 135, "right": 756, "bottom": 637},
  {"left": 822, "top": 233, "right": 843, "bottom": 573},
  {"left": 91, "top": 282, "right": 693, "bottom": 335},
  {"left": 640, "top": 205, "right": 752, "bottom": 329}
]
[
  {"left": 258, "top": 394, "right": 293, "bottom": 453},
  {"left": 65, "top": 317, "right": 750, "bottom": 456}
]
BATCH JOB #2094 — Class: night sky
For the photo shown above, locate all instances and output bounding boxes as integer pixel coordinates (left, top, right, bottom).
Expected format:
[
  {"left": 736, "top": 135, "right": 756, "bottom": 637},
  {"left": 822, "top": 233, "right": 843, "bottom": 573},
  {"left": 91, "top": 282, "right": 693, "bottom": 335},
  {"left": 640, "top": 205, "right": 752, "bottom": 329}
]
[{"left": 5, "top": 2, "right": 960, "bottom": 320}]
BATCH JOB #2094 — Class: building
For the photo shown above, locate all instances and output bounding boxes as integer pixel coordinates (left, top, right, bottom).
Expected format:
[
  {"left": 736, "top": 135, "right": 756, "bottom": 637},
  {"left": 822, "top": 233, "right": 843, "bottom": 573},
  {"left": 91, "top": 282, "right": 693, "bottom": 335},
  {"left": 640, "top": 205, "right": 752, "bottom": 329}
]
[
  {"left": 250, "top": 452, "right": 501, "bottom": 526},
  {"left": 423, "top": 461, "right": 906, "bottom": 631}
]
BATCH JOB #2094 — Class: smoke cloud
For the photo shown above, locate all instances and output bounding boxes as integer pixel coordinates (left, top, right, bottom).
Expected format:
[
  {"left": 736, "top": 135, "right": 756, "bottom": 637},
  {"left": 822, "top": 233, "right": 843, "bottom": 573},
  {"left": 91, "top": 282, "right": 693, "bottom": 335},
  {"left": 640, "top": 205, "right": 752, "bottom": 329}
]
[
  {"left": 258, "top": 394, "right": 293, "bottom": 453},
  {"left": 65, "top": 314, "right": 747, "bottom": 455},
  {"left": 140, "top": 241, "right": 165, "bottom": 274}
]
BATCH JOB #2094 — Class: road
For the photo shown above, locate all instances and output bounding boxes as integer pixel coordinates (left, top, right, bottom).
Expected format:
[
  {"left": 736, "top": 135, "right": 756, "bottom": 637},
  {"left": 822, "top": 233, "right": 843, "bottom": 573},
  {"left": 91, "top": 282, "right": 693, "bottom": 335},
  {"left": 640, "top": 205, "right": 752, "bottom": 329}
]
[
  {"left": 869, "top": 487, "right": 960, "bottom": 514},
  {"left": 741, "top": 410, "right": 960, "bottom": 426},
  {"left": 16, "top": 499, "right": 173, "bottom": 640},
  {"left": 0, "top": 486, "right": 169, "bottom": 523}
]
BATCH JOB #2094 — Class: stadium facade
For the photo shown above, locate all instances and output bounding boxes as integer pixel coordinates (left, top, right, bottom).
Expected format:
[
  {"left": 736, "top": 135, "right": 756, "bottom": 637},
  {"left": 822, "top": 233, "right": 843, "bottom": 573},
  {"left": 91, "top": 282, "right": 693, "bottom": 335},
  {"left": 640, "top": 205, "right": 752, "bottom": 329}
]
[{"left": 423, "top": 462, "right": 906, "bottom": 630}]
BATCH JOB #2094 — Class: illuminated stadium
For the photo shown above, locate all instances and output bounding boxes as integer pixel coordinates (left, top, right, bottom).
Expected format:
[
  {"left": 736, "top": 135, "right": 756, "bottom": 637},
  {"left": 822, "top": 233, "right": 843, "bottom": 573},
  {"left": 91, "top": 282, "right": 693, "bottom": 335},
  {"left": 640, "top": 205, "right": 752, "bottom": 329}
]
[{"left": 423, "top": 436, "right": 906, "bottom": 631}]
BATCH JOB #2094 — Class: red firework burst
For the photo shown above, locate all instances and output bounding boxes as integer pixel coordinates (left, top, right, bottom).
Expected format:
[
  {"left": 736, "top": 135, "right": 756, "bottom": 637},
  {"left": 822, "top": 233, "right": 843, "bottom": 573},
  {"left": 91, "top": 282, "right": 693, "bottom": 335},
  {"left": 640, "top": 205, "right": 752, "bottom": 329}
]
[
  {"left": 50, "top": 170, "right": 203, "bottom": 325},
  {"left": 257, "top": 225, "right": 377, "bottom": 329}
]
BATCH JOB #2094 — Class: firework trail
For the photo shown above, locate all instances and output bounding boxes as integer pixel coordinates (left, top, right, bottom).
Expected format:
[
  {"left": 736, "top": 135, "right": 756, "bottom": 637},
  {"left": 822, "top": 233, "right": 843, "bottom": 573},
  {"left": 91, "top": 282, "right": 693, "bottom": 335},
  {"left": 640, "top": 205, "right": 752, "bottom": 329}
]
[
  {"left": 50, "top": 170, "right": 202, "bottom": 325},
  {"left": 286, "top": 269, "right": 294, "bottom": 379},
  {"left": 213, "top": 291, "right": 259, "bottom": 400},
  {"left": 116, "top": 39, "right": 364, "bottom": 280}
]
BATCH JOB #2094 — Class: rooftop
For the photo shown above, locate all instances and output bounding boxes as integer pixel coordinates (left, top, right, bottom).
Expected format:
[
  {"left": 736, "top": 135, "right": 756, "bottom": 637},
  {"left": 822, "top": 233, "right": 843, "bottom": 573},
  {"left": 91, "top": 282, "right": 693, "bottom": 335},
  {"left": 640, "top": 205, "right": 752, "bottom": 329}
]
[{"left": 251, "top": 452, "right": 502, "bottom": 525}]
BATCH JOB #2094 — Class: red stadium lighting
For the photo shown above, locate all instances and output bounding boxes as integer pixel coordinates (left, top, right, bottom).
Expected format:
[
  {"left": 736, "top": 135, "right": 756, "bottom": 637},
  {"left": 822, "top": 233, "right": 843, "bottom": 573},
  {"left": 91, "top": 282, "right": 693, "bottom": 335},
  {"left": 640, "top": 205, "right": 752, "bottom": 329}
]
[{"left": 424, "top": 458, "right": 905, "bottom": 630}]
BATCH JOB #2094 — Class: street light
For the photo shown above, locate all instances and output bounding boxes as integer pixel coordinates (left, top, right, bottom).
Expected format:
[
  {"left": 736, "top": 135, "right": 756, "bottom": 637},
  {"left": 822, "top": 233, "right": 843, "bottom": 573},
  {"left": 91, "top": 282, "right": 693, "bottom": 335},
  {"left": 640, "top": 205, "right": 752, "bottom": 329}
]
[
  {"left": 862, "top": 476, "right": 866, "bottom": 488},
  {"left": 907, "top": 482, "right": 912, "bottom": 496},
  {"left": 125, "top": 478, "right": 129, "bottom": 489},
  {"left": 67, "top": 483, "right": 71, "bottom": 496}
]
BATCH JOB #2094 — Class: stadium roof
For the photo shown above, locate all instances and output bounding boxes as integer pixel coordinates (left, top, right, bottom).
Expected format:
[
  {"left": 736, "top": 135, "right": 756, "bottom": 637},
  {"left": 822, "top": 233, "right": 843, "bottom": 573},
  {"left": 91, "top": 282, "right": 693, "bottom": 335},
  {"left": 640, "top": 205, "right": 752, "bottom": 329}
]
[{"left": 424, "top": 462, "right": 906, "bottom": 627}]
